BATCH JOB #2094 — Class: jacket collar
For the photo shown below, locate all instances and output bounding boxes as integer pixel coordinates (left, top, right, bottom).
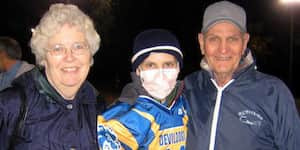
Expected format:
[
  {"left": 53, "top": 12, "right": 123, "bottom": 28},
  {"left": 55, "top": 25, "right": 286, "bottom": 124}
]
[{"left": 31, "top": 67, "right": 96, "bottom": 105}]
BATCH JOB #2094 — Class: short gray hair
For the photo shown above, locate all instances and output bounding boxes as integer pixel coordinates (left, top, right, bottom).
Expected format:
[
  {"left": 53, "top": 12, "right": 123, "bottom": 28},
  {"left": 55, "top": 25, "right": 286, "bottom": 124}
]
[
  {"left": 0, "top": 37, "right": 22, "bottom": 60},
  {"left": 30, "top": 3, "right": 101, "bottom": 65}
]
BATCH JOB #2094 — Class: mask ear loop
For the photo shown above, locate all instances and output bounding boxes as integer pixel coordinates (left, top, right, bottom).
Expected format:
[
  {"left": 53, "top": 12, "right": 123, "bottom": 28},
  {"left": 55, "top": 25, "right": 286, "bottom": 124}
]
[{"left": 136, "top": 67, "right": 144, "bottom": 83}]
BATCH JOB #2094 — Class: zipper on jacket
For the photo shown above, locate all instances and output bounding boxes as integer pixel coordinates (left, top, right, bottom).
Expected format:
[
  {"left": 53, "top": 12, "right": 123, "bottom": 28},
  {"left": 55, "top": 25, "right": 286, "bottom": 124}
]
[{"left": 209, "top": 79, "right": 234, "bottom": 150}]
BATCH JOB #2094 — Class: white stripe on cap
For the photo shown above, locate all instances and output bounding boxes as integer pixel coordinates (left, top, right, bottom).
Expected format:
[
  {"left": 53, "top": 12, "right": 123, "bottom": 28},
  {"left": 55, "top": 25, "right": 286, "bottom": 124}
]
[{"left": 131, "top": 46, "right": 183, "bottom": 63}]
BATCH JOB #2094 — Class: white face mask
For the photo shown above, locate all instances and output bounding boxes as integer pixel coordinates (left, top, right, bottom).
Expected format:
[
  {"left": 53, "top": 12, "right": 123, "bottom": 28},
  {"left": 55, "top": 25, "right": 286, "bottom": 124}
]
[{"left": 139, "top": 68, "right": 179, "bottom": 100}]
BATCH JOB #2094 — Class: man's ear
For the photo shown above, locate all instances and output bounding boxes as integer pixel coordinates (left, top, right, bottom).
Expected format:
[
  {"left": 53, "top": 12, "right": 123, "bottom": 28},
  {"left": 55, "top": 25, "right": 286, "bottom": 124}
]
[
  {"left": 243, "top": 33, "right": 250, "bottom": 51},
  {"left": 198, "top": 33, "right": 205, "bottom": 55}
]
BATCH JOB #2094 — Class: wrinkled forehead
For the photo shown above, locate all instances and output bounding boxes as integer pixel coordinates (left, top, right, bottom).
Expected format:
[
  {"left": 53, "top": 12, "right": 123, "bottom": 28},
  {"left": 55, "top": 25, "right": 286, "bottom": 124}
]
[
  {"left": 203, "top": 21, "right": 245, "bottom": 37},
  {"left": 205, "top": 20, "right": 243, "bottom": 33}
]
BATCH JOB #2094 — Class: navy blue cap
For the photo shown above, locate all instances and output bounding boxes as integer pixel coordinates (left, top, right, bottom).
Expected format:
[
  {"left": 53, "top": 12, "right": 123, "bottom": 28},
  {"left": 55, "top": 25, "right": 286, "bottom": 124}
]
[{"left": 131, "top": 29, "right": 183, "bottom": 71}]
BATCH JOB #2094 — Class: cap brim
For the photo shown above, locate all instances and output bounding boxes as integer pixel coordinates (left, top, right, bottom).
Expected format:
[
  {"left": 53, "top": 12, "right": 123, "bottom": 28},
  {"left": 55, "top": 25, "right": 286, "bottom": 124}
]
[{"left": 202, "top": 19, "right": 247, "bottom": 33}]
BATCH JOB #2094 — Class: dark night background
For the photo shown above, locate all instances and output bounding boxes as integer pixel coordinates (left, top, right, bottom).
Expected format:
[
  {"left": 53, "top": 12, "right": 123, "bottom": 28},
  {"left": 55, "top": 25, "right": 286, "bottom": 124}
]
[{"left": 0, "top": 0, "right": 300, "bottom": 106}]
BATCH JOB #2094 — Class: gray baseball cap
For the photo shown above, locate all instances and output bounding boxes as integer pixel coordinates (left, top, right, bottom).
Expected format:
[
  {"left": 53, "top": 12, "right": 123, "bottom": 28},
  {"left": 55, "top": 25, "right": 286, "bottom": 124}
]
[{"left": 201, "top": 1, "right": 247, "bottom": 33}]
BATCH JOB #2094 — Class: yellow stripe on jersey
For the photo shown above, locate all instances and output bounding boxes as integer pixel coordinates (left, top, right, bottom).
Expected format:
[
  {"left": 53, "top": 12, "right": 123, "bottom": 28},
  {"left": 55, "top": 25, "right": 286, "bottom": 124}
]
[
  {"left": 97, "top": 115, "right": 105, "bottom": 123},
  {"left": 132, "top": 108, "right": 160, "bottom": 132},
  {"left": 98, "top": 116, "right": 139, "bottom": 149},
  {"left": 182, "top": 115, "right": 189, "bottom": 126}
]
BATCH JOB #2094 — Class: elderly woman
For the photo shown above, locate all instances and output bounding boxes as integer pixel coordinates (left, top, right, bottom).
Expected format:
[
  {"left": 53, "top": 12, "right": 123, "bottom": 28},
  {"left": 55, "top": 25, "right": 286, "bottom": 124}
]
[{"left": 0, "top": 3, "right": 103, "bottom": 149}]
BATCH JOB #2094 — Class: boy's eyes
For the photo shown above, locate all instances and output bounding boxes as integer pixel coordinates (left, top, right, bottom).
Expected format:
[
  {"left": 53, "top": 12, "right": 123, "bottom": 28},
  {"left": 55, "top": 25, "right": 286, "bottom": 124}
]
[{"left": 141, "top": 62, "right": 177, "bottom": 70}]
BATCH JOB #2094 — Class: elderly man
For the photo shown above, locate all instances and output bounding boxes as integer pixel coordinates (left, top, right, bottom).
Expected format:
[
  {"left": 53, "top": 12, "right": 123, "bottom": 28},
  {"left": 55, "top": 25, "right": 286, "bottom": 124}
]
[
  {"left": 184, "top": 1, "right": 300, "bottom": 150},
  {"left": 0, "top": 37, "right": 34, "bottom": 90}
]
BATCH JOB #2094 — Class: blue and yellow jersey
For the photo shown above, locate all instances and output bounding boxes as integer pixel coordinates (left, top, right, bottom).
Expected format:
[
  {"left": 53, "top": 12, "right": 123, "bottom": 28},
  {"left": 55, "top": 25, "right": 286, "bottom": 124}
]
[{"left": 97, "top": 95, "right": 188, "bottom": 150}]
